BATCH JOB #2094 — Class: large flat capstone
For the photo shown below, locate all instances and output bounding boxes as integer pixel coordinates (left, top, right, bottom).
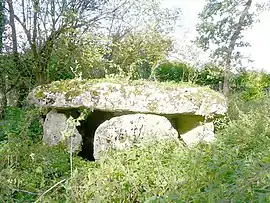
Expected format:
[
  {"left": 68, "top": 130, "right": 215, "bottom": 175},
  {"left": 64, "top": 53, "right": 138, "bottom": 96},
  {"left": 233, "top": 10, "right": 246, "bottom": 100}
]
[{"left": 28, "top": 79, "right": 227, "bottom": 117}]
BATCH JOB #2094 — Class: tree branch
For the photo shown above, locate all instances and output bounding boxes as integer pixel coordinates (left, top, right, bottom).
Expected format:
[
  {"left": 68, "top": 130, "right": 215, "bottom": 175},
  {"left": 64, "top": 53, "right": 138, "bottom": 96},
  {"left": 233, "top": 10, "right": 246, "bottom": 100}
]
[{"left": 4, "top": 6, "right": 32, "bottom": 46}]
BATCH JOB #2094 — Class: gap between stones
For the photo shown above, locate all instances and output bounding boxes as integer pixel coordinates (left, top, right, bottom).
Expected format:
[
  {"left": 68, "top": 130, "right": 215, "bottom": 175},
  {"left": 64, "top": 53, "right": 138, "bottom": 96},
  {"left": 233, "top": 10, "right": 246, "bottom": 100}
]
[{"left": 56, "top": 109, "right": 208, "bottom": 161}]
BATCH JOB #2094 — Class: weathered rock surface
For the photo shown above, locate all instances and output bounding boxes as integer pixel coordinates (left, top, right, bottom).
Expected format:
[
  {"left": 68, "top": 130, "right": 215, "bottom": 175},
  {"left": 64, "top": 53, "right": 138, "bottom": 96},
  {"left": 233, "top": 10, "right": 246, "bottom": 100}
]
[
  {"left": 175, "top": 115, "right": 215, "bottom": 145},
  {"left": 180, "top": 121, "right": 215, "bottom": 145},
  {"left": 43, "top": 110, "right": 82, "bottom": 152},
  {"left": 93, "top": 114, "right": 178, "bottom": 160},
  {"left": 28, "top": 79, "right": 228, "bottom": 158},
  {"left": 28, "top": 79, "right": 227, "bottom": 117}
]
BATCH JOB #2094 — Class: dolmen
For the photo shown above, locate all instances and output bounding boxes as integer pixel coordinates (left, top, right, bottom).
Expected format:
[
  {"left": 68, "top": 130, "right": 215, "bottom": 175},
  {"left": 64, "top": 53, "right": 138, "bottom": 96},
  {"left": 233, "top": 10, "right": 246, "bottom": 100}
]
[{"left": 28, "top": 79, "right": 227, "bottom": 160}]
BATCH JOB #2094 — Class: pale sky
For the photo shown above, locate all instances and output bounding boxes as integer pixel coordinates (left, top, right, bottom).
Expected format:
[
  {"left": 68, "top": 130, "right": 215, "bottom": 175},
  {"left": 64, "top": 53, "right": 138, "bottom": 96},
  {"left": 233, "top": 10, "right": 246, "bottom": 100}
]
[{"left": 162, "top": 0, "right": 270, "bottom": 72}]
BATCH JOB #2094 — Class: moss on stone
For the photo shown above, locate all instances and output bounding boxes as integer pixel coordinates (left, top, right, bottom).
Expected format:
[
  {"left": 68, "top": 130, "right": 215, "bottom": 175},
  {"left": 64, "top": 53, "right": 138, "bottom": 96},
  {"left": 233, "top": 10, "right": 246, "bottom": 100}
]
[
  {"left": 65, "top": 90, "right": 83, "bottom": 100},
  {"left": 147, "top": 100, "right": 159, "bottom": 112},
  {"left": 33, "top": 78, "right": 226, "bottom": 113},
  {"left": 35, "top": 90, "right": 46, "bottom": 99}
]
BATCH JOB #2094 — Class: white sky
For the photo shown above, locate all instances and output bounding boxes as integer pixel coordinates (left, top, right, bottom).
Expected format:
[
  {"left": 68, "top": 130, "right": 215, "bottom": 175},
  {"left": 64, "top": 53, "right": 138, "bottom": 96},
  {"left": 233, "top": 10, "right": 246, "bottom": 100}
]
[{"left": 162, "top": 0, "right": 270, "bottom": 72}]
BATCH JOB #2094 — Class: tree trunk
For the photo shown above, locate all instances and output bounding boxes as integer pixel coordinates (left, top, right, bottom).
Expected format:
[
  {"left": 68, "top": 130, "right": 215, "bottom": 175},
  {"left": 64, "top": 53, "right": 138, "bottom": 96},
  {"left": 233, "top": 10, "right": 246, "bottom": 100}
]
[
  {"left": 7, "top": 0, "right": 18, "bottom": 54},
  {"left": 0, "top": 75, "right": 7, "bottom": 119},
  {"left": 223, "top": 0, "right": 252, "bottom": 95},
  {"left": 0, "top": 0, "right": 3, "bottom": 51},
  {"left": 7, "top": 0, "right": 26, "bottom": 106},
  {"left": 0, "top": 0, "right": 6, "bottom": 118},
  {"left": 7, "top": 0, "right": 20, "bottom": 69},
  {"left": 223, "top": 69, "right": 230, "bottom": 95}
]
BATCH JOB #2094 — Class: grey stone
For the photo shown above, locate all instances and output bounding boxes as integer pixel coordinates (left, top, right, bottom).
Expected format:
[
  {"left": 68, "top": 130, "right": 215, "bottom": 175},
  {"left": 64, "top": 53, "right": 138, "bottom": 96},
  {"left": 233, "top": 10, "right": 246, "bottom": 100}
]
[
  {"left": 175, "top": 115, "right": 215, "bottom": 145},
  {"left": 28, "top": 79, "right": 228, "bottom": 154},
  {"left": 43, "top": 110, "right": 82, "bottom": 152},
  {"left": 93, "top": 113, "right": 179, "bottom": 160},
  {"left": 28, "top": 79, "right": 227, "bottom": 117}
]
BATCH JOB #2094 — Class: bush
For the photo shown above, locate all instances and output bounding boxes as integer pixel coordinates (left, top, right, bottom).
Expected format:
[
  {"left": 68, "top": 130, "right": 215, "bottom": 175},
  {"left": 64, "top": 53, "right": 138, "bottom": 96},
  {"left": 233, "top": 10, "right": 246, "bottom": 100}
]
[
  {"left": 0, "top": 107, "right": 43, "bottom": 143},
  {"left": 0, "top": 100, "right": 270, "bottom": 202},
  {"left": 231, "top": 70, "right": 270, "bottom": 101},
  {"left": 155, "top": 61, "right": 196, "bottom": 83},
  {"left": 66, "top": 98, "right": 269, "bottom": 202},
  {"left": 195, "top": 64, "right": 224, "bottom": 89},
  {"left": 0, "top": 107, "right": 71, "bottom": 202}
]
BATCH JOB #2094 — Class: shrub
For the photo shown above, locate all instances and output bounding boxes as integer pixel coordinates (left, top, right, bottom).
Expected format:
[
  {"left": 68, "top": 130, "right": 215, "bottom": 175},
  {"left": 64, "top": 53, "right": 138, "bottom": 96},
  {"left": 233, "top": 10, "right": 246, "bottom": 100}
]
[
  {"left": 233, "top": 70, "right": 270, "bottom": 101},
  {"left": 195, "top": 64, "right": 224, "bottom": 89},
  {"left": 0, "top": 107, "right": 43, "bottom": 143},
  {"left": 155, "top": 61, "right": 196, "bottom": 83},
  {"left": 0, "top": 107, "right": 71, "bottom": 202},
  {"left": 0, "top": 100, "right": 270, "bottom": 202},
  {"left": 65, "top": 98, "right": 270, "bottom": 202}
]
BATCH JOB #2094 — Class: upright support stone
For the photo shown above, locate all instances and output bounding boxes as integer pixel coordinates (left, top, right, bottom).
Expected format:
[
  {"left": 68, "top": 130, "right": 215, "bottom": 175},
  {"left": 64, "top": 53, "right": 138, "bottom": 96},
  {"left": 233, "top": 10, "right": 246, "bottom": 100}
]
[
  {"left": 43, "top": 110, "right": 82, "bottom": 152},
  {"left": 93, "top": 114, "right": 179, "bottom": 160}
]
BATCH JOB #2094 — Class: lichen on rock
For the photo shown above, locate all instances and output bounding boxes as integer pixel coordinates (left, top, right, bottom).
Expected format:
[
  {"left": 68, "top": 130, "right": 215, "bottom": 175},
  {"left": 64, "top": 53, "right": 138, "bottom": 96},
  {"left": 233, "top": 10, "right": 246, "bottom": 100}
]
[
  {"left": 93, "top": 113, "right": 179, "bottom": 160},
  {"left": 28, "top": 78, "right": 228, "bottom": 160},
  {"left": 43, "top": 109, "right": 82, "bottom": 152},
  {"left": 28, "top": 78, "right": 227, "bottom": 117}
]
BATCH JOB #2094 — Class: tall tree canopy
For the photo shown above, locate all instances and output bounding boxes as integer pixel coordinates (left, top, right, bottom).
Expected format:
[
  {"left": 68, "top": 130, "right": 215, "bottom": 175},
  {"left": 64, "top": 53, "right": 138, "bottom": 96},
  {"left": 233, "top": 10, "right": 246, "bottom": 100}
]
[
  {"left": 196, "top": 0, "right": 255, "bottom": 94},
  {"left": 1, "top": 0, "right": 181, "bottom": 84}
]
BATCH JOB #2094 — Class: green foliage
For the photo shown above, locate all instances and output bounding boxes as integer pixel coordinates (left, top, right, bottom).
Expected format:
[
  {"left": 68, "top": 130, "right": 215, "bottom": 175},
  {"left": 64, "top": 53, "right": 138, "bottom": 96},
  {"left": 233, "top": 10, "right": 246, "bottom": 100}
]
[
  {"left": 0, "top": 0, "right": 4, "bottom": 51},
  {"left": 106, "top": 31, "right": 173, "bottom": 80},
  {"left": 1, "top": 99, "right": 270, "bottom": 202},
  {"left": 196, "top": 64, "right": 224, "bottom": 87},
  {"left": 233, "top": 70, "right": 270, "bottom": 101},
  {"left": 1, "top": 0, "right": 181, "bottom": 93},
  {"left": 67, "top": 98, "right": 269, "bottom": 202},
  {"left": 155, "top": 61, "right": 224, "bottom": 90},
  {"left": 48, "top": 33, "right": 110, "bottom": 81},
  {"left": 155, "top": 61, "right": 196, "bottom": 83},
  {"left": 0, "top": 107, "right": 71, "bottom": 202},
  {"left": 196, "top": 0, "right": 255, "bottom": 62},
  {"left": 196, "top": 0, "right": 256, "bottom": 94},
  {"left": 0, "top": 107, "right": 43, "bottom": 142},
  {"left": 155, "top": 61, "right": 270, "bottom": 100},
  {"left": 0, "top": 143, "right": 70, "bottom": 202}
]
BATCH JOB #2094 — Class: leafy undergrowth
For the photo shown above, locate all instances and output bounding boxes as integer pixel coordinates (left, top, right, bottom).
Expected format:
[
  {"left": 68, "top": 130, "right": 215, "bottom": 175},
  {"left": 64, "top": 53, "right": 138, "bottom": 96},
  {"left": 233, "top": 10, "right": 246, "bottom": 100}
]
[{"left": 0, "top": 100, "right": 270, "bottom": 202}]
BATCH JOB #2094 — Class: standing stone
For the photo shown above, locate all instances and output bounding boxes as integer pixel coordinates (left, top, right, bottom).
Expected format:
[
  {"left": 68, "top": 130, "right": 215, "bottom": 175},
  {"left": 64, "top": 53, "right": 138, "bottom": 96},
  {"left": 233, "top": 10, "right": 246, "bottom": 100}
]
[
  {"left": 43, "top": 110, "right": 82, "bottom": 152},
  {"left": 180, "top": 121, "right": 215, "bottom": 145},
  {"left": 176, "top": 115, "right": 215, "bottom": 145},
  {"left": 93, "top": 114, "right": 179, "bottom": 160}
]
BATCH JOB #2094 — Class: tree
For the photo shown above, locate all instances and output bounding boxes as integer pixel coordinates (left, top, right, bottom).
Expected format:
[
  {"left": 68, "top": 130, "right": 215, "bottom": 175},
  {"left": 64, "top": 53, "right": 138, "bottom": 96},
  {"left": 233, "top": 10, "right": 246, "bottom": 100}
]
[
  {"left": 106, "top": 30, "right": 173, "bottom": 80},
  {"left": 196, "top": 0, "right": 255, "bottom": 94},
  {"left": 3, "top": 0, "right": 126, "bottom": 84},
  {"left": 0, "top": 0, "right": 5, "bottom": 118},
  {"left": 0, "top": 0, "right": 3, "bottom": 52},
  {"left": 104, "top": 0, "right": 181, "bottom": 37},
  {"left": 2, "top": 0, "right": 181, "bottom": 85},
  {"left": 256, "top": 0, "right": 270, "bottom": 12},
  {"left": 100, "top": 0, "right": 181, "bottom": 80}
]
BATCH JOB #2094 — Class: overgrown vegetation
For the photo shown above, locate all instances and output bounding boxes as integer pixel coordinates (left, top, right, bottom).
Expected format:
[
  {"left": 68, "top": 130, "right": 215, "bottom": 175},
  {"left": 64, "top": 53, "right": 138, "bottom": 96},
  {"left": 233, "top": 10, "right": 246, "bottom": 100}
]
[
  {"left": 0, "top": 0, "right": 270, "bottom": 202},
  {"left": 0, "top": 96, "right": 269, "bottom": 202},
  {"left": 155, "top": 61, "right": 270, "bottom": 101}
]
